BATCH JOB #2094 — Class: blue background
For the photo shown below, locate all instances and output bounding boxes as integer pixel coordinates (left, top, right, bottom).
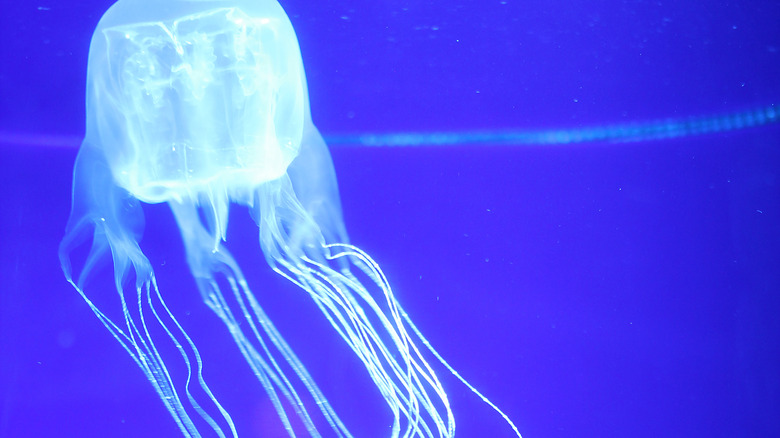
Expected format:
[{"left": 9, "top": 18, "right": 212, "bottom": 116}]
[{"left": 1, "top": 0, "right": 779, "bottom": 437}]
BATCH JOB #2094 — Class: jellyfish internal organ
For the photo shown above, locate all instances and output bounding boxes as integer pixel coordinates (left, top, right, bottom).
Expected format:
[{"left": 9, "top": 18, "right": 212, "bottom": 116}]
[{"left": 59, "top": 0, "right": 521, "bottom": 437}]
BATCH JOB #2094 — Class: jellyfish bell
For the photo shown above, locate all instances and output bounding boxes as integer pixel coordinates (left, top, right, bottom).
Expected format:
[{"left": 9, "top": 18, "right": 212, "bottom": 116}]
[
  {"left": 84, "top": 0, "right": 320, "bottom": 231},
  {"left": 60, "top": 0, "right": 521, "bottom": 437}
]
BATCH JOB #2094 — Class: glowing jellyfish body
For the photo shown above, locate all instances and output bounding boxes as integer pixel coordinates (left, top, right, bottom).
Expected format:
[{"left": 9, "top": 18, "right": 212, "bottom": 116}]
[{"left": 60, "top": 1, "right": 520, "bottom": 436}]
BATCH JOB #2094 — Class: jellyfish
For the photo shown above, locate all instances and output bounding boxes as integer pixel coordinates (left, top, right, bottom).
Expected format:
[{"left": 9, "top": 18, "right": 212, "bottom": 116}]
[{"left": 59, "top": 0, "right": 521, "bottom": 436}]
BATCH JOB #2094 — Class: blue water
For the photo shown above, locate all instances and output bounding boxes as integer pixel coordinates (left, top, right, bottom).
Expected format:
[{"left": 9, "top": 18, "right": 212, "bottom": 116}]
[{"left": 1, "top": 0, "right": 779, "bottom": 437}]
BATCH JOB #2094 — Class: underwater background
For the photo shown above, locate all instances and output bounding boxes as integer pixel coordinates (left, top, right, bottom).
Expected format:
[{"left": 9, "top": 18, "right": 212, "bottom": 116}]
[{"left": 1, "top": 0, "right": 779, "bottom": 437}]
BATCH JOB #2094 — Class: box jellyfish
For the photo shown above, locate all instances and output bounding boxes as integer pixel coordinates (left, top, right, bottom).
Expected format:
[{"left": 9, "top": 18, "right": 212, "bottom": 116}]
[{"left": 59, "top": 0, "right": 521, "bottom": 436}]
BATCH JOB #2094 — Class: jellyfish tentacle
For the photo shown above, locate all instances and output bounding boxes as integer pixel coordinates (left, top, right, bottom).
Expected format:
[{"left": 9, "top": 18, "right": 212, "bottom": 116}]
[
  {"left": 171, "top": 198, "right": 353, "bottom": 437},
  {"left": 334, "top": 244, "right": 523, "bottom": 438},
  {"left": 318, "top": 254, "right": 454, "bottom": 437},
  {"left": 203, "top": 275, "right": 304, "bottom": 437},
  {"left": 64, "top": 270, "right": 234, "bottom": 438},
  {"left": 59, "top": 146, "right": 230, "bottom": 437},
  {"left": 326, "top": 245, "right": 455, "bottom": 432},
  {"left": 131, "top": 279, "right": 201, "bottom": 438},
  {"left": 148, "top": 275, "right": 239, "bottom": 438},
  {"left": 401, "top": 312, "right": 524, "bottom": 438},
  {"left": 255, "top": 183, "right": 458, "bottom": 438},
  {"left": 228, "top": 275, "right": 354, "bottom": 438},
  {"left": 272, "top": 251, "right": 453, "bottom": 438},
  {"left": 172, "top": 201, "right": 309, "bottom": 436}
]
